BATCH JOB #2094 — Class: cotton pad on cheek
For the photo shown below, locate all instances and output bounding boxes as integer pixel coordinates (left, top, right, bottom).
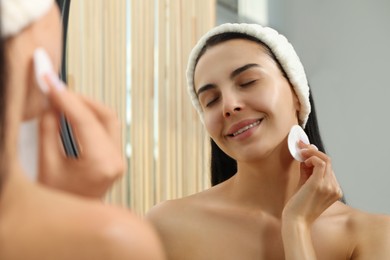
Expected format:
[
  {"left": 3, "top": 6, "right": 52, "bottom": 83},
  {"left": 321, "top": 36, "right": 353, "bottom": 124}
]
[
  {"left": 33, "top": 47, "right": 54, "bottom": 94},
  {"left": 288, "top": 125, "right": 310, "bottom": 162}
]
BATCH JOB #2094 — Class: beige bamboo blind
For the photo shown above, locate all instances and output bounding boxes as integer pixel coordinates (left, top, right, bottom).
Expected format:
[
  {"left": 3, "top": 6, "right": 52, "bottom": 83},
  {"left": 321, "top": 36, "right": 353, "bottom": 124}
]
[{"left": 67, "top": 0, "right": 215, "bottom": 215}]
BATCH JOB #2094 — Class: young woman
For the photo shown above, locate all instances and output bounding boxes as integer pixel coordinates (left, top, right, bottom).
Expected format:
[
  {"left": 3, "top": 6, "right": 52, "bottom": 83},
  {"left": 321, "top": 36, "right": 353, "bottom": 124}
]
[
  {"left": 147, "top": 23, "right": 390, "bottom": 259},
  {"left": 0, "top": 1, "right": 164, "bottom": 259}
]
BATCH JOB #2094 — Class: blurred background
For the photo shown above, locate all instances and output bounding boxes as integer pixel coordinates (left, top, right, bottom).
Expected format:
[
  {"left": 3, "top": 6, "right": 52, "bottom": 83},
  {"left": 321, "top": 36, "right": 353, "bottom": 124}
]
[{"left": 54, "top": 0, "right": 390, "bottom": 215}]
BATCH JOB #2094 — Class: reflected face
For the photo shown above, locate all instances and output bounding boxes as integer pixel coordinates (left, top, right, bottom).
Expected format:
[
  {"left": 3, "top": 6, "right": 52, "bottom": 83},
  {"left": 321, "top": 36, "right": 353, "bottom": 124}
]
[
  {"left": 194, "top": 39, "right": 300, "bottom": 162},
  {"left": 23, "top": 4, "right": 62, "bottom": 120},
  {"left": 36, "top": 5, "right": 63, "bottom": 73}
]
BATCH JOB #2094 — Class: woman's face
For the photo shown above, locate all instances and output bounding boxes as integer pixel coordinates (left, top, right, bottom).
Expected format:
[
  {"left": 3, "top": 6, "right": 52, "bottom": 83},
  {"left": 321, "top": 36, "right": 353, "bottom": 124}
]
[{"left": 194, "top": 39, "right": 300, "bottom": 163}]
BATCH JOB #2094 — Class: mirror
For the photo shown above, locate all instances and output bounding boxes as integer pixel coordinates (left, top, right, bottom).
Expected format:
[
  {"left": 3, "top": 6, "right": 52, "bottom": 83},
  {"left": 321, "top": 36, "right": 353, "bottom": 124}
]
[{"left": 64, "top": 0, "right": 390, "bottom": 215}]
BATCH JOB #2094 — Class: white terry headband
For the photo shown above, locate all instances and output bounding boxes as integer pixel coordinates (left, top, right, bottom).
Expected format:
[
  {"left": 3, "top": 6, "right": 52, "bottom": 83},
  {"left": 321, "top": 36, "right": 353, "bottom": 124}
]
[
  {"left": 186, "top": 23, "right": 311, "bottom": 128},
  {"left": 1, "top": 0, "right": 54, "bottom": 38}
]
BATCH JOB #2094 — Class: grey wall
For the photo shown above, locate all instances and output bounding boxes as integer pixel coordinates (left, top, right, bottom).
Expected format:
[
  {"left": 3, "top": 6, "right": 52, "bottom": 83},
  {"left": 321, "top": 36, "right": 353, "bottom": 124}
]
[
  {"left": 271, "top": 0, "right": 390, "bottom": 214},
  {"left": 219, "top": 0, "right": 390, "bottom": 214}
]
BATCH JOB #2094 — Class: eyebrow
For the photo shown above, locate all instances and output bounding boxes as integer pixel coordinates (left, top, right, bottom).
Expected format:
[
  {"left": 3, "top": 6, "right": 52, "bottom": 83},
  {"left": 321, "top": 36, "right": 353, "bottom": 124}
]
[
  {"left": 196, "top": 63, "right": 261, "bottom": 96},
  {"left": 230, "top": 63, "right": 261, "bottom": 79},
  {"left": 196, "top": 83, "right": 216, "bottom": 96}
]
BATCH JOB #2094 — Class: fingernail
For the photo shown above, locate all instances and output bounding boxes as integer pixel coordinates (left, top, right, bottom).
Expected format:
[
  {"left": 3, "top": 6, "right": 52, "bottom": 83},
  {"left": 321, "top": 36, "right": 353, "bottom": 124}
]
[
  {"left": 300, "top": 148, "right": 309, "bottom": 153},
  {"left": 37, "top": 75, "right": 49, "bottom": 94},
  {"left": 46, "top": 73, "right": 65, "bottom": 92},
  {"left": 310, "top": 144, "right": 318, "bottom": 151},
  {"left": 297, "top": 140, "right": 308, "bottom": 148}
]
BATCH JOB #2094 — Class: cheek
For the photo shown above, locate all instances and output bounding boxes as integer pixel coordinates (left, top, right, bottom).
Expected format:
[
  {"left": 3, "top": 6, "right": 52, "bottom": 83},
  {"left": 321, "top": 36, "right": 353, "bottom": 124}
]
[
  {"left": 23, "top": 67, "right": 48, "bottom": 120},
  {"left": 203, "top": 111, "right": 222, "bottom": 138},
  {"left": 265, "top": 83, "right": 295, "bottom": 113},
  {"left": 22, "top": 87, "right": 47, "bottom": 120},
  {"left": 248, "top": 86, "right": 279, "bottom": 112},
  {"left": 271, "top": 86, "right": 300, "bottom": 127},
  {"left": 49, "top": 26, "right": 62, "bottom": 73},
  {"left": 204, "top": 115, "right": 216, "bottom": 136},
  {"left": 43, "top": 8, "right": 63, "bottom": 72}
]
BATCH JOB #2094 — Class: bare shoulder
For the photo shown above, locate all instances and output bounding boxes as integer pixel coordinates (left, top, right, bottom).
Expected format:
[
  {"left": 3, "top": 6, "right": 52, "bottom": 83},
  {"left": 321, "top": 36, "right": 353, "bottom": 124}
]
[
  {"left": 1, "top": 186, "right": 165, "bottom": 260},
  {"left": 77, "top": 203, "right": 166, "bottom": 260},
  {"left": 146, "top": 185, "right": 223, "bottom": 230},
  {"left": 146, "top": 186, "right": 223, "bottom": 259},
  {"left": 344, "top": 205, "right": 390, "bottom": 259},
  {"left": 146, "top": 191, "right": 206, "bottom": 230}
]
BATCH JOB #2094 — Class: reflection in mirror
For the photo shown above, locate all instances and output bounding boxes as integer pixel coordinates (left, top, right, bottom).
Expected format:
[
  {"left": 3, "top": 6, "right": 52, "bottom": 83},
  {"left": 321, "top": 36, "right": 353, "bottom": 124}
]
[
  {"left": 65, "top": 0, "right": 390, "bottom": 217},
  {"left": 143, "top": 1, "right": 390, "bottom": 260}
]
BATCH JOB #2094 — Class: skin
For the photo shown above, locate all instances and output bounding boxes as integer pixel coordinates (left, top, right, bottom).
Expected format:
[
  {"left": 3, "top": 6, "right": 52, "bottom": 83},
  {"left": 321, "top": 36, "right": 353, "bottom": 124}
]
[
  {"left": 0, "top": 5, "right": 165, "bottom": 260},
  {"left": 147, "top": 39, "right": 390, "bottom": 259}
]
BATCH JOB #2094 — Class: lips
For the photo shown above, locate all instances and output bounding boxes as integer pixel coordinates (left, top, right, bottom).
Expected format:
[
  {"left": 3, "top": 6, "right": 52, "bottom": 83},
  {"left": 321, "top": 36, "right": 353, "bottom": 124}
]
[{"left": 226, "top": 118, "right": 263, "bottom": 137}]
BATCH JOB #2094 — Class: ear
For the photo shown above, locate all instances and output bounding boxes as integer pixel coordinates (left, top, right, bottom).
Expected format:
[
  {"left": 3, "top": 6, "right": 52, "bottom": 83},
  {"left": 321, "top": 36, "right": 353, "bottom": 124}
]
[
  {"left": 290, "top": 84, "right": 301, "bottom": 113},
  {"left": 289, "top": 86, "right": 302, "bottom": 125},
  {"left": 292, "top": 89, "right": 301, "bottom": 113}
]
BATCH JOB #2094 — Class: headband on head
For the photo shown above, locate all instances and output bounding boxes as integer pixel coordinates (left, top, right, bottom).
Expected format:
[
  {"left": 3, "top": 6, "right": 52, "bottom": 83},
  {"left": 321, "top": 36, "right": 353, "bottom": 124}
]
[
  {"left": 186, "top": 23, "right": 311, "bottom": 128},
  {"left": 1, "top": 0, "right": 54, "bottom": 38}
]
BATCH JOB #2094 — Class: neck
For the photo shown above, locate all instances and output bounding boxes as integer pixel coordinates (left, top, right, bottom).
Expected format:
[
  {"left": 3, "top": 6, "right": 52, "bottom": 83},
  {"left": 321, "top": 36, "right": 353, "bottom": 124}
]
[
  {"left": 0, "top": 158, "right": 33, "bottom": 208},
  {"left": 226, "top": 144, "right": 301, "bottom": 218},
  {"left": 1, "top": 43, "right": 30, "bottom": 198},
  {"left": 4, "top": 39, "right": 30, "bottom": 165}
]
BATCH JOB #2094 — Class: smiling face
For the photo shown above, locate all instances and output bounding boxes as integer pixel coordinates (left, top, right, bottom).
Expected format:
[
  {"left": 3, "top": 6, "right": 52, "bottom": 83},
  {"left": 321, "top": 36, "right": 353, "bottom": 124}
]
[{"left": 194, "top": 39, "right": 300, "bottom": 163}]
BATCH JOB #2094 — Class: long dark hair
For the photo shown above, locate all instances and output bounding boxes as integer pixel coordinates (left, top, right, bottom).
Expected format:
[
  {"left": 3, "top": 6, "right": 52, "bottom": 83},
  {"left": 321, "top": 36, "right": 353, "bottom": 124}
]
[
  {"left": 195, "top": 32, "right": 345, "bottom": 202},
  {"left": 0, "top": 5, "right": 8, "bottom": 194}
]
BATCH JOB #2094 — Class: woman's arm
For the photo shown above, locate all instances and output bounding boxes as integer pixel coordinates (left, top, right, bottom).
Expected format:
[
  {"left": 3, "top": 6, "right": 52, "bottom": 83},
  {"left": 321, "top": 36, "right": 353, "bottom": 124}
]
[{"left": 281, "top": 218, "right": 317, "bottom": 259}]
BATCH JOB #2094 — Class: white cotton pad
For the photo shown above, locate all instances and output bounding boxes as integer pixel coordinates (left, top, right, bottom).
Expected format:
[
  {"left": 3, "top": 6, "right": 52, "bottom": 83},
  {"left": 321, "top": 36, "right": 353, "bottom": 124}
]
[
  {"left": 33, "top": 47, "right": 54, "bottom": 94},
  {"left": 288, "top": 125, "right": 310, "bottom": 162}
]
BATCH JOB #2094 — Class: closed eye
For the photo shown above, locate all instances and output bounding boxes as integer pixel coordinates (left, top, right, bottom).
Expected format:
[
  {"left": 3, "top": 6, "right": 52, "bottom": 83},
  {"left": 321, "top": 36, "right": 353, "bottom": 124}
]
[
  {"left": 240, "top": 79, "right": 257, "bottom": 87},
  {"left": 206, "top": 96, "right": 220, "bottom": 107}
]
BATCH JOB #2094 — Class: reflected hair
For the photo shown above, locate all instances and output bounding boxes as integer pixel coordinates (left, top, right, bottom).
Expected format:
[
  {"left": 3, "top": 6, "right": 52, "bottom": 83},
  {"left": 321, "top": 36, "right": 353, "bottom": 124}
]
[
  {"left": 195, "top": 32, "right": 346, "bottom": 203},
  {"left": 0, "top": 5, "right": 7, "bottom": 193}
]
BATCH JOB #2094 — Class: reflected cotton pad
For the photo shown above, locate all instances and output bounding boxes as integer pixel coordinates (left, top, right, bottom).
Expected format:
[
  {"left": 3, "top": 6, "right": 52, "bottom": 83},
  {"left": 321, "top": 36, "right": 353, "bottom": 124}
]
[
  {"left": 288, "top": 125, "right": 309, "bottom": 162},
  {"left": 33, "top": 47, "right": 54, "bottom": 94}
]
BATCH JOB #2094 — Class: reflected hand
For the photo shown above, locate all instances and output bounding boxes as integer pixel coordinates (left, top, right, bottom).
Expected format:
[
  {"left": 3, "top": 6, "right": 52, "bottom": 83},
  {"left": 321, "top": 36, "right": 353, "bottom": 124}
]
[{"left": 38, "top": 74, "right": 126, "bottom": 199}]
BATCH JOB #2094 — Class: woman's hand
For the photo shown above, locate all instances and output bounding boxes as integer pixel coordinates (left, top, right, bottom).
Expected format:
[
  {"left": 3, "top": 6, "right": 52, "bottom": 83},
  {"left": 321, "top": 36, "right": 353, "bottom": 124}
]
[
  {"left": 38, "top": 74, "right": 126, "bottom": 199},
  {"left": 283, "top": 141, "right": 342, "bottom": 224},
  {"left": 281, "top": 142, "right": 342, "bottom": 259}
]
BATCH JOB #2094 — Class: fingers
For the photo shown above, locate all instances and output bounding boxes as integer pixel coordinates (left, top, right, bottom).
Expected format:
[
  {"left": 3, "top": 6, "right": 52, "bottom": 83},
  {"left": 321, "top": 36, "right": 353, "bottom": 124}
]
[
  {"left": 44, "top": 74, "right": 121, "bottom": 149},
  {"left": 38, "top": 109, "right": 63, "bottom": 162},
  {"left": 44, "top": 74, "right": 100, "bottom": 129},
  {"left": 37, "top": 74, "right": 125, "bottom": 199},
  {"left": 38, "top": 109, "right": 64, "bottom": 183},
  {"left": 298, "top": 142, "right": 342, "bottom": 201},
  {"left": 299, "top": 142, "right": 318, "bottom": 151}
]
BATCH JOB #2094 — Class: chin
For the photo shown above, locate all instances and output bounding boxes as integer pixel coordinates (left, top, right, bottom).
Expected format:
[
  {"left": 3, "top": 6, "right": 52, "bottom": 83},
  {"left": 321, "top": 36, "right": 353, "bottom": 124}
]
[{"left": 231, "top": 142, "right": 276, "bottom": 163}]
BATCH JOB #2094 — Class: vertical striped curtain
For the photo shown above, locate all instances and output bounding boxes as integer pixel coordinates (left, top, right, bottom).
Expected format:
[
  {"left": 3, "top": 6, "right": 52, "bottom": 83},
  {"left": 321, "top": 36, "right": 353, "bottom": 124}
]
[{"left": 67, "top": 0, "right": 216, "bottom": 215}]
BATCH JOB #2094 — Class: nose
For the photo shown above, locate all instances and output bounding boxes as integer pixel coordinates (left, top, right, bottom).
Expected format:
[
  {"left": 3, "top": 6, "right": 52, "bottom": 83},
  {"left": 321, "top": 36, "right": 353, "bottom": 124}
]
[{"left": 222, "top": 92, "right": 243, "bottom": 118}]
